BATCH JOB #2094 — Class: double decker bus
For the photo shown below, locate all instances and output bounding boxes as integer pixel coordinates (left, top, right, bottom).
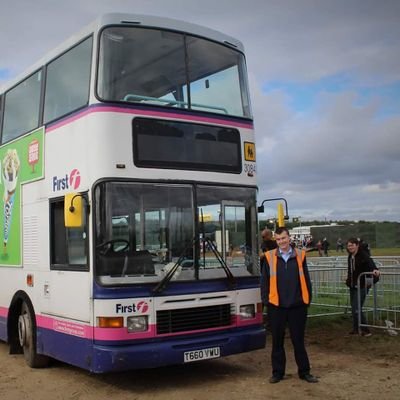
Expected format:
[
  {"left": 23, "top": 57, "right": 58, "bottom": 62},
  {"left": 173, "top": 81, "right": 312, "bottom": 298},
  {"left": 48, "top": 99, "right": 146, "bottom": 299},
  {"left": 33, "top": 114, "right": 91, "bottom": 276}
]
[{"left": 0, "top": 13, "right": 264, "bottom": 373}]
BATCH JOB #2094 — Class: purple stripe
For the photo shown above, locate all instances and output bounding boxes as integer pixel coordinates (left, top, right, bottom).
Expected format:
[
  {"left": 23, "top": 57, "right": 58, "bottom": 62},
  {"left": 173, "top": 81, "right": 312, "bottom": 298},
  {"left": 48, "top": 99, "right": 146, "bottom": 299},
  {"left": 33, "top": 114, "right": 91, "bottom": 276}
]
[{"left": 46, "top": 104, "right": 254, "bottom": 133}]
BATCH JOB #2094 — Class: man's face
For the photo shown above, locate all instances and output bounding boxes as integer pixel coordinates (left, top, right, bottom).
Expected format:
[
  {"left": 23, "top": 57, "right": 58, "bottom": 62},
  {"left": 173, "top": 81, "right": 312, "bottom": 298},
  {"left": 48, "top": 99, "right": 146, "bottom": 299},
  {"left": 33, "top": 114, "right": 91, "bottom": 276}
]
[{"left": 275, "top": 231, "right": 291, "bottom": 252}]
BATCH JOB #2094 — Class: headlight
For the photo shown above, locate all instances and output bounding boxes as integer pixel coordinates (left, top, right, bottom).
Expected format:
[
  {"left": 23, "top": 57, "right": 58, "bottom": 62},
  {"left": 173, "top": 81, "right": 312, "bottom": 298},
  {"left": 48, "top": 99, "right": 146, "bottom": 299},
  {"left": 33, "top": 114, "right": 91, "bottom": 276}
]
[
  {"left": 239, "top": 304, "right": 255, "bottom": 319},
  {"left": 127, "top": 316, "right": 148, "bottom": 332}
]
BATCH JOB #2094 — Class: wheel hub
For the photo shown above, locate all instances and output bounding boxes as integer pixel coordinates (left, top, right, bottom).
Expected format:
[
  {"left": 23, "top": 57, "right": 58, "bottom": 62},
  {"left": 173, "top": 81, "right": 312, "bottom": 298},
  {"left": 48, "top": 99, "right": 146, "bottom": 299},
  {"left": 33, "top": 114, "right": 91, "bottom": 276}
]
[{"left": 18, "top": 313, "right": 31, "bottom": 347}]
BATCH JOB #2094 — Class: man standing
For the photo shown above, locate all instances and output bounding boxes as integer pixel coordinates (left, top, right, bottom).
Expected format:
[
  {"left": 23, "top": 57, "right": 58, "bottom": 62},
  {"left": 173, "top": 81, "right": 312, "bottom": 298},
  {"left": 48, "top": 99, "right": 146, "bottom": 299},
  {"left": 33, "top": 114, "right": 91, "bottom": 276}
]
[
  {"left": 322, "top": 237, "right": 330, "bottom": 256},
  {"left": 261, "top": 227, "right": 318, "bottom": 384}
]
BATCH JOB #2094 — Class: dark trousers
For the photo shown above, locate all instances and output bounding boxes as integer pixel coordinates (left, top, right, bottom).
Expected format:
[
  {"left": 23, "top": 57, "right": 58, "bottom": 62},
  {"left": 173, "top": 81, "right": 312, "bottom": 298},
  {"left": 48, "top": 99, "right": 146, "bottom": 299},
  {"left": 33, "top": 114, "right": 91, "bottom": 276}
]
[
  {"left": 268, "top": 304, "right": 310, "bottom": 378},
  {"left": 349, "top": 287, "right": 368, "bottom": 332}
]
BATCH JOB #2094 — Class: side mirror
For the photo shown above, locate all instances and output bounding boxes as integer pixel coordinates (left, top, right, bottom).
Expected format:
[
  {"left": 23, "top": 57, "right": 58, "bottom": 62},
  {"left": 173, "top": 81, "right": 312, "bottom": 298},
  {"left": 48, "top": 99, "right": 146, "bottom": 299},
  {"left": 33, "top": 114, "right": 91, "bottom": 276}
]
[{"left": 64, "top": 193, "right": 83, "bottom": 228}]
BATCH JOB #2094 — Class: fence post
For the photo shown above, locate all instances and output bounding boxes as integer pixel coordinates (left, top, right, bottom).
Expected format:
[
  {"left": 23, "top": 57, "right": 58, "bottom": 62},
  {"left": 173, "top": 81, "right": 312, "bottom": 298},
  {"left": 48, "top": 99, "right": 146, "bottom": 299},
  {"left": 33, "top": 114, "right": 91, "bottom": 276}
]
[{"left": 357, "top": 283, "right": 361, "bottom": 334}]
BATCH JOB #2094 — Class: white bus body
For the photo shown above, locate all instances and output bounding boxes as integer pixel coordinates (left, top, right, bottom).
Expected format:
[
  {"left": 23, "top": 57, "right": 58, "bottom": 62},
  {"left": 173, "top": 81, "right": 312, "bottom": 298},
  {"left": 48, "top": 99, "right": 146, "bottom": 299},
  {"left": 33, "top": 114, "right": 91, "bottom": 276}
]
[{"left": 0, "top": 13, "right": 264, "bottom": 372}]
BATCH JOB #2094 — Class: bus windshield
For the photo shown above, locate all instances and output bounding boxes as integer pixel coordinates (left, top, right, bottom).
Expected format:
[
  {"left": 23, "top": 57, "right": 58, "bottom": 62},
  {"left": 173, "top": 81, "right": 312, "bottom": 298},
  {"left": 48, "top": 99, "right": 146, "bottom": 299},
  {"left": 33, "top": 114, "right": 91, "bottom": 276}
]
[
  {"left": 94, "top": 182, "right": 259, "bottom": 285},
  {"left": 97, "top": 26, "right": 252, "bottom": 118}
]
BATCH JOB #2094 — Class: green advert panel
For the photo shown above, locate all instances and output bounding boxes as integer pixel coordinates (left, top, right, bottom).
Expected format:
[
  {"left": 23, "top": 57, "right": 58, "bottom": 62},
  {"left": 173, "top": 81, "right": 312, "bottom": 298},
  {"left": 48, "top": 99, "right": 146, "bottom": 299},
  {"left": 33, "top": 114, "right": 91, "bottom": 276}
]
[{"left": 0, "top": 127, "right": 44, "bottom": 266}]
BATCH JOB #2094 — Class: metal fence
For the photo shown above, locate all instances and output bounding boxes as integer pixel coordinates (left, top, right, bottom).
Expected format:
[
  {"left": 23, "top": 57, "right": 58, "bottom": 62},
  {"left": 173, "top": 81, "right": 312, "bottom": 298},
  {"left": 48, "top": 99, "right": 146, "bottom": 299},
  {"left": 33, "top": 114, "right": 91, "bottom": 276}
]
[
  {"left": 308, "top": 256, "right": 400, "bottom": 335},
  {"left": 359, "top": 271, "right": 400, "bottom": 335}
]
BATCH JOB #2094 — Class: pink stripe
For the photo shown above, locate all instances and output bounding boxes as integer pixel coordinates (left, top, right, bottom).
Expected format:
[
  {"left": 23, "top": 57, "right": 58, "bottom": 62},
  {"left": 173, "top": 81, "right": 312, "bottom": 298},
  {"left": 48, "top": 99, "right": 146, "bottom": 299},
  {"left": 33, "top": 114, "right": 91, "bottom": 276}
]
[
  {"left": 46, "top": 104, "right": 254, "bottom": 133},
  {"left": 155, "top": 323, "right": 236, "bottom": 338},
  {"left": 46, "top": 108, "right": 93, "bottom": 132},
  {"left": 93, "top": 325, "right": 157, "bottom": 340},
  {"left": 93, "top": 323, "right": 238, "bottom": 341},
  {"left": 36, "top": 315, "right": 93, "bottom": 339},
  {"left": 235, "top": 312, "right": 263, "bottom": 327},
  {"left": 34, "top": 312, "right": 261, "bottom": 341},
  {"left": 95, "top": 106, "right": 254, "bottom": 129},
  {"left": 0, "top": 307, "right": 8, "bottom": 318}
]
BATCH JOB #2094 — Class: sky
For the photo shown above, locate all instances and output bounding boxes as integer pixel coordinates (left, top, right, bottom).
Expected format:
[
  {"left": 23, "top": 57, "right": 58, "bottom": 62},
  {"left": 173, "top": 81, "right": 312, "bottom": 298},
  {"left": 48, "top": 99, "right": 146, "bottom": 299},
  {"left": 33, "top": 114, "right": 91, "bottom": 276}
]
[{"left": 1, "top": 0, "right": 399, "bottom": 223}]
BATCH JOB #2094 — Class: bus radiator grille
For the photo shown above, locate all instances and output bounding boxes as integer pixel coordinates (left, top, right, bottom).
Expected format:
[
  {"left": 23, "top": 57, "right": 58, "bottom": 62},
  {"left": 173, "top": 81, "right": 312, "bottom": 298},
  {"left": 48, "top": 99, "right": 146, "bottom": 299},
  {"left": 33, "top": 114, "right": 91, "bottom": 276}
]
[{"left": 156, "top": 304, "right": 232, "bottom": 334}]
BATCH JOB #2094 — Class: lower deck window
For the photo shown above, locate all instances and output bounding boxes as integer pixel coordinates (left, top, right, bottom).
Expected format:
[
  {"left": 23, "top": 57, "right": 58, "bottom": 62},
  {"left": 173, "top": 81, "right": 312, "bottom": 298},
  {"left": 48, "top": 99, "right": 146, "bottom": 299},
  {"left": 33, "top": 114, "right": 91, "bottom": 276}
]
[{"left": 50, "top": 197, "right": 88, "bottom": 270}]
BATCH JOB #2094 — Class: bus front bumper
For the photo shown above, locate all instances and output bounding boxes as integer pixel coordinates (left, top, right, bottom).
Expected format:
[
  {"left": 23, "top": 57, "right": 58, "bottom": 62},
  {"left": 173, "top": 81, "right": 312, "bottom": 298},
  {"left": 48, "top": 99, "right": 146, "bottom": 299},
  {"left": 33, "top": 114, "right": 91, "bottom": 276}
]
[{"left": 90, "top": 325, "right": 266, "bottom": 373}]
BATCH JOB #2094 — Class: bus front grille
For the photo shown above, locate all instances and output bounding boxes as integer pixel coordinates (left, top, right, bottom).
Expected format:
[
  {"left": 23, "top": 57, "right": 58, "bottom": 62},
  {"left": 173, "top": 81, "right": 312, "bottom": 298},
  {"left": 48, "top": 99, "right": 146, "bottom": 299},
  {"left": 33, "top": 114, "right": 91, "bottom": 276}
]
[{"left": 156, "top": 304, "right": 232, "bottom": 334}]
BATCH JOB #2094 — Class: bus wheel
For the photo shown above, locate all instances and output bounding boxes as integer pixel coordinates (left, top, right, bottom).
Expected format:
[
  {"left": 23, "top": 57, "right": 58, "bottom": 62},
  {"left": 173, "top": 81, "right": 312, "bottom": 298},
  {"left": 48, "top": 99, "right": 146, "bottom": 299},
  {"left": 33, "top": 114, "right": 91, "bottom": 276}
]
[{"left": 18, "top": 301, "right": 49, "bottom": 368}]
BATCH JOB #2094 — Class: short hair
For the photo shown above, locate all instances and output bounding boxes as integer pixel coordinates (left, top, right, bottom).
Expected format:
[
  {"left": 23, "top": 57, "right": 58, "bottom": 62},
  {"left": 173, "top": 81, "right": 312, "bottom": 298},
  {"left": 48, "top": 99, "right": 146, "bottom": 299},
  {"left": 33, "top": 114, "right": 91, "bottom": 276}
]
[
  {"left": 275, "top": 227, "right": 289, "bottom": 236},
  {"left": 347, "top": 237, "right": 359, "bottom": 245}
]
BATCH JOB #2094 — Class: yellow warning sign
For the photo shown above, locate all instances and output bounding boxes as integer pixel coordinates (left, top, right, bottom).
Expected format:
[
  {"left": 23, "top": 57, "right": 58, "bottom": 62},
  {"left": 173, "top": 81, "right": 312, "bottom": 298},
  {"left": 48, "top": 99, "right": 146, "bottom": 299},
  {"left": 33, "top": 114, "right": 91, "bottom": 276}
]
[{"left": 244, "top": 142, "right": 256, "bottom": 161}]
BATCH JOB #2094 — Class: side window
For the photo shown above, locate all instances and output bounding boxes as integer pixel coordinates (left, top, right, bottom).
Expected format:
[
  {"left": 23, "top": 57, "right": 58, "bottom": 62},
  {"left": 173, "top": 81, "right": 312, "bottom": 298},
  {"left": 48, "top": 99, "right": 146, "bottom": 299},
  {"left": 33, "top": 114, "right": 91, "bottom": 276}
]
[
  {"left": 44, "top": 36, "right": 92, "bottom": 124},
  {"left": 2, "top": 71, "right": 42, "bottom": 143},
  {"left": 0, "top": 94, "right": 3, "bottom": 138},
  {"left": 50, "top": 197, "right": 88, "bottom": 270}
]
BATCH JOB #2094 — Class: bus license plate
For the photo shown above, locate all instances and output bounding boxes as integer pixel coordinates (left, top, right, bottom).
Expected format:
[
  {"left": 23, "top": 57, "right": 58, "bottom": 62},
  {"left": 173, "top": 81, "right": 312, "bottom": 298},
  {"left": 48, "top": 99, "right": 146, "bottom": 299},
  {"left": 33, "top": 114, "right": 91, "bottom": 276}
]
[{"left": 184, "top": 347, "right": 220, "bottom": 363}]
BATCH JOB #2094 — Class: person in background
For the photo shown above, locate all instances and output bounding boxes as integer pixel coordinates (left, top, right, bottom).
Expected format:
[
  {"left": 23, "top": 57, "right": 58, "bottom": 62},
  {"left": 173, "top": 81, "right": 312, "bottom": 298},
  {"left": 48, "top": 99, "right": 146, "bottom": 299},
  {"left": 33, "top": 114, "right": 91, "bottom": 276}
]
[
  {"left": 346, "top": 237, "right": 380, "bottom": 336},
  {"left": 322, "top": 238, "right": 330, "bottom": 256},
  {"left": 261, "top": 227, "right": 318, "bottom": 384},
  {"left": 260, "top": 228, "right": 277, "bottom": 252},
  {"left": 260, "top": 228, "right": 278, "bottom": 318},
  {"left": 336, "top": 238, "right": 344, "bottom": 252}
]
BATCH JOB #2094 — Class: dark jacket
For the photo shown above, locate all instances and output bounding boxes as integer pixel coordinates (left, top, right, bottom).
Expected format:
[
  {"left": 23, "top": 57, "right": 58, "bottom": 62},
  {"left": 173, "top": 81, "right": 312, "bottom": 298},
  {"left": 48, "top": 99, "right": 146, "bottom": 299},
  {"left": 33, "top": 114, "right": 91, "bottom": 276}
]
[
  {"left": 346, "top": 250, "right": 377, "bottom": 288},
  {"left": 261, "top": 249, "right": 312, "bottom": 308},
  {"left": 261, "top": 239, "right": 277, "bottom": 252}
]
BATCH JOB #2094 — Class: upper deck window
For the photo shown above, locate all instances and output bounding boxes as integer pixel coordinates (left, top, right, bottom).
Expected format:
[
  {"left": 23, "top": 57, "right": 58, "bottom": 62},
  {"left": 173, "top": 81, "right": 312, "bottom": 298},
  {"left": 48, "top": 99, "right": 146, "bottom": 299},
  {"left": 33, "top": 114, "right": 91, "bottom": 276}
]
[
  {"left": 97, "top": 26, "right": 252, "bottom": 118},
  {"left": 2, "top": 71, "right": 42, "bottom": 143},
  {"left": 44, "top": 37, "right": 93, "bottom": 124}
]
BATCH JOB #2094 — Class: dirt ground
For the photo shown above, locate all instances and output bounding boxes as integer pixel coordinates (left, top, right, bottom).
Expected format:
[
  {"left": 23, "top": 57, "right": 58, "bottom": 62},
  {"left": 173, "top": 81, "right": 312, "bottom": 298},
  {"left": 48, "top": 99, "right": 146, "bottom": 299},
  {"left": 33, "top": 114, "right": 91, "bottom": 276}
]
[{"left": 1, "top": 318, "right": 399, "bottom": 400}]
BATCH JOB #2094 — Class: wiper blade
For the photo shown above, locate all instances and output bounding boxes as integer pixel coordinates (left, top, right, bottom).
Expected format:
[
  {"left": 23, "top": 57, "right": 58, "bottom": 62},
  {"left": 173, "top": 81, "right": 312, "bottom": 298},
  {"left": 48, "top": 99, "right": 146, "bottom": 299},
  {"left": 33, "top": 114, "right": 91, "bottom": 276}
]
[
  {"left": 199, "top": 207, "right": 235, "bottom": 287},
  {"left": 152, "top": 235, "right": 237, "bottom": 294},
  {"left": 204, "top": 237, "right": 236, "bottom": 288},
  {"left": 152, "top": 260, "right": 181, "bottom": 294},
  {"left": 152, "top": 239, "right": 194, "bottom": 294}
]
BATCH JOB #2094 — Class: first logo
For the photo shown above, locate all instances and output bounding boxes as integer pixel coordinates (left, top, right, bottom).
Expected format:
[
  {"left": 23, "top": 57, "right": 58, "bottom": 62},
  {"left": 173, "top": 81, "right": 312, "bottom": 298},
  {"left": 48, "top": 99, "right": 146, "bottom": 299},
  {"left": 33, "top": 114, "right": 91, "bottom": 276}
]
[{"left": 52, "top": 169, "right": 81, "bottom": 192}]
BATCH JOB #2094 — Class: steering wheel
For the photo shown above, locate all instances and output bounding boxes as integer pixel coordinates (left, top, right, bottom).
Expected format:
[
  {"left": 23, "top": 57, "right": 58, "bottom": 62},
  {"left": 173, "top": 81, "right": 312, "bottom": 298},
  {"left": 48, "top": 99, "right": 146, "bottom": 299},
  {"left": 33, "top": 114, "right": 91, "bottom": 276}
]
[{"left": 97, "top": 239, "right": 129, "bottom": 254}]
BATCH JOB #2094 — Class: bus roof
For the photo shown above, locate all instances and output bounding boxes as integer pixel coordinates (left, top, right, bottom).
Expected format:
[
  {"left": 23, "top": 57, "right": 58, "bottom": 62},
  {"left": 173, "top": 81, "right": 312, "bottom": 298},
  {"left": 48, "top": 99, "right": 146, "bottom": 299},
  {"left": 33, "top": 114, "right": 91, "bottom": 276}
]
[{"left": 1, "top": 13, "right": 245, "bottom": 93}]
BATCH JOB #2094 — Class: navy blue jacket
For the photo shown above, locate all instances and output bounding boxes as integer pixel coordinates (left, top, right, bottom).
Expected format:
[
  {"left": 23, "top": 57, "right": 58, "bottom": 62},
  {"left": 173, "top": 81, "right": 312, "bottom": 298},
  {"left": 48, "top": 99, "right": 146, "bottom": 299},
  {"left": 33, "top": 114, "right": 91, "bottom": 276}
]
[{"left": 261, "top": 249, "right": 312, "bottom": 308}]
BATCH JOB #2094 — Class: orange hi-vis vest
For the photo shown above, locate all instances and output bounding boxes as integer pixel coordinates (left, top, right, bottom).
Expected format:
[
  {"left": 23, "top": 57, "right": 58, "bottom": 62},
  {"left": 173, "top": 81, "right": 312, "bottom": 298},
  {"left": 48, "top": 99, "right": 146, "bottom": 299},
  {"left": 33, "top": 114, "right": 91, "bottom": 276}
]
[{"left": 264, "top": 248, "right": 310, "bottom": 306}]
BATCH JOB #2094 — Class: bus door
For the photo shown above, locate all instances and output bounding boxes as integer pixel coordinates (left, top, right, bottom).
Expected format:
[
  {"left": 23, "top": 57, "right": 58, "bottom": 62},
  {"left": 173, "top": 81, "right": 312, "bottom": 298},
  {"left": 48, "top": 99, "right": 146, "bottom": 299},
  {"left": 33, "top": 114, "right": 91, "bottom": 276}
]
[
  {"left": 222, "top": 202, "right": 248, "bottom": 267},
  {"left": 199, "top": 201, "right": 248, "bottom": 265}
]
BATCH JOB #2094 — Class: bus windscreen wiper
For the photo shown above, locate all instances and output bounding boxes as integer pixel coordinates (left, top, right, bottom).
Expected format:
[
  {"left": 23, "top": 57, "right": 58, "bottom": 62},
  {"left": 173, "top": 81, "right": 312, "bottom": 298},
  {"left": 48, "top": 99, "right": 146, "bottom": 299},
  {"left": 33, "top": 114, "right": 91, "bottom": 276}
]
[
  {"left": 198, "top": 208, "right": 236, "bottom": 288},
  {"left": 152, "top": 238, "right": 236, "bottom": 294},
  {"left": 202, "top": 236, "right": 236, "bottom": 288},
  {"left": 152, "top": 239, "right": 195, "bottom": 294}
]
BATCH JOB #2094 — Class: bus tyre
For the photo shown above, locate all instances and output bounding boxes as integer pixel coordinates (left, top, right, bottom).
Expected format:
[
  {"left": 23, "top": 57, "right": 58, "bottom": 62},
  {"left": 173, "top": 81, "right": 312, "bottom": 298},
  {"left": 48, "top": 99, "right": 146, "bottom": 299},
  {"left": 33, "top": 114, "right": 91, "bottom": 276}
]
[{"left": 18, "top": 301, "right": 49, "bottom": 368}]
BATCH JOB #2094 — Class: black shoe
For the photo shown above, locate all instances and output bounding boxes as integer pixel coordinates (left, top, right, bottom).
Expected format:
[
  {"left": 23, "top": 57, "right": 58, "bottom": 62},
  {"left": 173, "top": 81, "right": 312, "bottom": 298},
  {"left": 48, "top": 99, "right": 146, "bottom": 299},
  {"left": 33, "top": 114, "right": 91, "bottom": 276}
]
[
  {"left": 269, "top": 375, "right": 282, "bottom": 384},
  {"left": 300, "top": 374, "right": 318, "bottom": 383}
]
